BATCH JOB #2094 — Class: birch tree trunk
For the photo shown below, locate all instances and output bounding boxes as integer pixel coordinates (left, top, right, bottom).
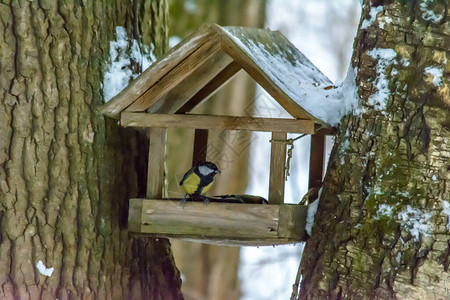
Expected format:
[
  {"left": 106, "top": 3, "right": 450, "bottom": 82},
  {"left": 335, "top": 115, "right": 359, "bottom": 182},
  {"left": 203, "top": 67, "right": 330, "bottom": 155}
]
[
  {"left": 299, "top": 0, "right": 449, "bottom": 298},
  {"left": 0, "top": 1, "right": 182, "bottom": 299}
]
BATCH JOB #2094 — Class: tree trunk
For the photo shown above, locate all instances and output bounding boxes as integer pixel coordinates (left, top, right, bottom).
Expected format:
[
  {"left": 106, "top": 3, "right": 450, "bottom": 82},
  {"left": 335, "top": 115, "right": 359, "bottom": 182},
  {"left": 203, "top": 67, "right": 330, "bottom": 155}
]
[
  {"left": 0, "top": 1, "right": 182, "bottom": 299},
  {"left": 299, "top": 0, "right": 449, "bottom": 299}
]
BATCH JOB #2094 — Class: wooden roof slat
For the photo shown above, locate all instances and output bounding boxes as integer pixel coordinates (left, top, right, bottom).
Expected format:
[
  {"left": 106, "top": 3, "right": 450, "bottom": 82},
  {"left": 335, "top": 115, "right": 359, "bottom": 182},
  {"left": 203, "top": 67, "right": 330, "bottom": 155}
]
[
  {"left": 121, "top": 112, "right": 315, "bottom": 134},
  {"left": 125, "top": 34, "right": 221, "bottom": 113},
  {"left": 99, "top": 24, "right": 214, "bottom": 119},
  {"left": 176, "top": 61, "right": 242, "bottom": 114},
  {"left": 147, "top": 52, "right": 234, "bottom": 114}
]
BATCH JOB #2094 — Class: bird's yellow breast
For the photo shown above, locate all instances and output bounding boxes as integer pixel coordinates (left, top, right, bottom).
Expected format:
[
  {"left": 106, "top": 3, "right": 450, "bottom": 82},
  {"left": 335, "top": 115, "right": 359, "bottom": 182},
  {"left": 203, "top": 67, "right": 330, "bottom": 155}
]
[{"left": 181, "top": 172, "right": 213, "bottom": 195}]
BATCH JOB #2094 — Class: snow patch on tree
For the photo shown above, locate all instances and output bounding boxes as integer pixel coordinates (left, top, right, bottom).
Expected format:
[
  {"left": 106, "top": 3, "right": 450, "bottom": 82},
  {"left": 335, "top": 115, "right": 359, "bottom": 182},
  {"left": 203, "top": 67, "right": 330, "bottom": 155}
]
[
  {"left": 36, "top": 260, "right": 54, "bottom": 277},
  {"left": 169, "top": 36, "right": 182, "bottom": 48},
  {"left": 424, "top": 66, "right": 444, "bottom": 87},
  {"left": 395, "top": 252, "right": 401, "bottom": 263},
  {"left": 374, "top": 203, "right": 394, "bottom": 219},
  {"left": 400, "top": 57, "right": 410, "bottom": 67},
  {"left": 378, "top": 15, "right": 392, "bottom": 29},
  {"left": 419, "top": 1, "right": 443, "bottom": 23},
  {"left": 339, "top": 138, "right": 350, "bottom": 165},
  {"left": 103, "top": 26, "right": 156, "bottom": 102},
  {"left": 366, "top": 48, "right": 397, "bottom": 112},
  {"left": 441, "top": 200, "right": 450, "bottom": 230},
  {"left": 361, "top": 5, "right": 383, "bottom": 29},
  {"left": 306, "top": 188, "right": 322, "bottom": 235},
  {"left": 397, "top": 205, "right": 433, "bottom": 241},
  {"left": 313, "top": 65, "right": 361, "bottom": 125},
  {"left": 337, "top": 66, "right": 360, "bottom": 113}
]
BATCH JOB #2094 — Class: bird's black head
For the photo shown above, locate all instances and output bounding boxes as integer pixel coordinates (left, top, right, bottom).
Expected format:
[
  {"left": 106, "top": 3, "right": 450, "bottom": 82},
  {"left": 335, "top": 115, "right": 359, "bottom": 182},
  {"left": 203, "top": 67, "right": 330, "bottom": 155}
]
[{"left": 198, "top": 161, "right": 221, "bottom": 177}]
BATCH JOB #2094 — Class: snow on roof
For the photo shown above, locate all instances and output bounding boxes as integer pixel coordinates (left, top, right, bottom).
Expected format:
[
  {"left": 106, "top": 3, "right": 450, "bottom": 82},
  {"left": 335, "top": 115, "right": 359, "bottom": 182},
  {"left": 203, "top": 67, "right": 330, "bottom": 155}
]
[
  {"left": 218, "top": 26, "right": 358, "bottom": 126},
  {"left": 101, "top": 24, "right": 359, "bottom": 127}
]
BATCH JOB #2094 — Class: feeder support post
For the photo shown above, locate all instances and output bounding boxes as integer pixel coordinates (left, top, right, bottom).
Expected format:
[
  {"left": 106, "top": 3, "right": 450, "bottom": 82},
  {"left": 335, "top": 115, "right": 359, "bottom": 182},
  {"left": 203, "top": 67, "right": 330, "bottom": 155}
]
[
  {"left": 269, "top": 131, "right": 287, "bottom": 204},
  {"left": 147, "top": 127, "right": 167, "bottom": 199},
  {"left": 192, "top": 129, "right": 209, "bottom": 166},
  {"left": 308, "top": 134, "right": 325, "bottom": 190}
]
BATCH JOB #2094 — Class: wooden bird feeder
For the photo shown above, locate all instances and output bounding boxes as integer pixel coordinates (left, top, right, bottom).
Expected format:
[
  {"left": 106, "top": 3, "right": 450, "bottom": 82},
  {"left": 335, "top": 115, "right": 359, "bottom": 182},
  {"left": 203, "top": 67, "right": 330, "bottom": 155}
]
[{"left": 100, "top": 24, "right": 334, "bottom": 246}]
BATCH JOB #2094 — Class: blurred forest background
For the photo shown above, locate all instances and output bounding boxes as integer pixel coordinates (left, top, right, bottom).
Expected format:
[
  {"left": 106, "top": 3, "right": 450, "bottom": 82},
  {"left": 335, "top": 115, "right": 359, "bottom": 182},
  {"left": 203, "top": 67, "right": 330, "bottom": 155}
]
[{"left": 166, "top": 1, "right": 360, "bottom": 299}]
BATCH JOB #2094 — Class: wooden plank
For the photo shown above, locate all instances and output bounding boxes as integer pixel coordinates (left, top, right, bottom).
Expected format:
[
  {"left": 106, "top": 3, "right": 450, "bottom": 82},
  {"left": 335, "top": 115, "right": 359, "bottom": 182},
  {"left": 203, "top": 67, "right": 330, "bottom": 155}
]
[
  {"left": 278, "top": 204, "right": 307, "bottom": 239},
  {"left": 147, "top": 52, "right": 234, "bottom": 114},
  {"left": 147, "top": 128, "right": 167, "bottom": 199},
  {"left": 176, "top": 61, "right": 242, "bottom": 114},
  {"left": 268, "top": 132, "right": 287, "bottom": 204},
  {"left": 136, "top": 199, "right": 279, "bottom": 239},
  {"left": 121, "top": 113, "right": 315, "bottom": 134},
  {"left": 128, "top": 198, "right": 144, "bottom": 233},
  {"left": 99, "top": 24, "right": 215, "bottom": 119},
  {"left": 130, "top": 233, "right": 304, "bottom": 247},
  {"left": 308, "top": 134, "right": 325, "bottom": 190},
  {"left": 193, "top": 129, "right": 208, "bottom": 166},
  {"left": 125, "top": 36, "right": 222, "bottom": 113},
  {"left": 127, "top": 199, "right": 308, "bottom": 246},
  {"left": 314, "top": 126, "right": 335, "bottom": 136}
]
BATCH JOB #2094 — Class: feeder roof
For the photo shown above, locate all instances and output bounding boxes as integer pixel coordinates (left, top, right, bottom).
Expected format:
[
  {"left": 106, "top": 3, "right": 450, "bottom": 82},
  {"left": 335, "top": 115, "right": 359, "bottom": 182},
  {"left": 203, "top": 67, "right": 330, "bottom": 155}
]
[{"left": 100, "top": 24, "right": 336, "bottom": 128}]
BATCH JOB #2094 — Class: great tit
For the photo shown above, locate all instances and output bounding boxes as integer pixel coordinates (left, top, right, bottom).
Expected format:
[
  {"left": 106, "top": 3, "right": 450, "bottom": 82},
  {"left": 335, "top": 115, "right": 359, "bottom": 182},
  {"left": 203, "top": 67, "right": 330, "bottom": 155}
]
[{"left": 179, "top": 161, "right": 221, "bottom": 205}]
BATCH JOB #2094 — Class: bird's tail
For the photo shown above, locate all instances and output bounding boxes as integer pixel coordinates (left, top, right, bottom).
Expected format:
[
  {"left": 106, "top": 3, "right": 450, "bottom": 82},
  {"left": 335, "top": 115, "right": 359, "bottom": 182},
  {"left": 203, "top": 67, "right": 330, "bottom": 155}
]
[{"left": 207, "top": 194, "right": 268, "bottom": 204}]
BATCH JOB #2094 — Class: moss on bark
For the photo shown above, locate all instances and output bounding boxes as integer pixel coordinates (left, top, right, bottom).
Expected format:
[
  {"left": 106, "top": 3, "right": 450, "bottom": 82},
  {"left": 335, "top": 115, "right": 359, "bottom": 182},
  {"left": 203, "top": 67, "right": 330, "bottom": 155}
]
[
  {"left": 299, "top": 1, "right": 449, "bottom": 299},
  {"left": 0, "top": 1, "right": 182, "bottom": 299}
]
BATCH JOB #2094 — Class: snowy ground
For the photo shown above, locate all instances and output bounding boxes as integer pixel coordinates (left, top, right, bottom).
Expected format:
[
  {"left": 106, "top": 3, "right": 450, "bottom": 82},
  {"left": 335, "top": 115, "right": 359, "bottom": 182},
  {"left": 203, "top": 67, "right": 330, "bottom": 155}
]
[{"left": 239, "top": 1, "right": 360, "bottom": 299}]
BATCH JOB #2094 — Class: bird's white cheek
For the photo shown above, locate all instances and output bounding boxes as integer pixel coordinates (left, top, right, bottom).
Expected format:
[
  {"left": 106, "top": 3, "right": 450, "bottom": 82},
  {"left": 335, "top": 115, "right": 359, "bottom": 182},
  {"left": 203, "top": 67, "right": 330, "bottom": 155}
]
[{"left": 198, "top": 166, "right": 212, "bottom": 176}]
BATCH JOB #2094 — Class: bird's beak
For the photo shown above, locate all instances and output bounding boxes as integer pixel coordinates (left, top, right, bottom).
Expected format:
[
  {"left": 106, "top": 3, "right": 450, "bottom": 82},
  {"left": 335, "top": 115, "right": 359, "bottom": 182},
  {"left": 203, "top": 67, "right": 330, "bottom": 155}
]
[{"left": 216, "top": 170, "right": 221, "bottom": 174}]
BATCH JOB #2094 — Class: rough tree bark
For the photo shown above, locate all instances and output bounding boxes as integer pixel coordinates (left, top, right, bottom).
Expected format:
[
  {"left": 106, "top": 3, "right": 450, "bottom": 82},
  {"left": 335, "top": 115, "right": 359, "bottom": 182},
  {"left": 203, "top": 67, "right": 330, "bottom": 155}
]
[
  {"left": 299, "top": 0, "right": 449, "bottom": 299},
  {"left": 0, "top": 1, "right": 182, "bottom": 299}
]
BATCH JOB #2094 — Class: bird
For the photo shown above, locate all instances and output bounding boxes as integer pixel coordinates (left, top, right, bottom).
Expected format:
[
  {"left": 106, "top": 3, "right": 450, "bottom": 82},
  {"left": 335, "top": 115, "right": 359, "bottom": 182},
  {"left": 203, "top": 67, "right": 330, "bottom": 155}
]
[{"left": 179, "top": 161, "right": 221, "bottom": 206}]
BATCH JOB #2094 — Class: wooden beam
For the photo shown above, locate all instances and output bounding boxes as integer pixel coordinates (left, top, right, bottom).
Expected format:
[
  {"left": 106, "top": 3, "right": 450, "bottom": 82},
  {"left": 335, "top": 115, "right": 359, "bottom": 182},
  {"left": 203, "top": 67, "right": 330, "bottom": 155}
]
[
  {"left": 176, "top": 61, "right": 242, "bottom": 114},
  {"left": 314, "top": 126, "right": 335, "bottom": 136},
  {"left": 147, "top": 51, "right": 234, "bottom": 114},
  {"left": 125, "top": 37, "right": 222, "bottom": 113},
  {"left": 128, "top": 199, "right": 308, "bottom": 246},
  {"left": 308, "top": 134, "right": 325, "bottom": 190},
  {"left": 147, "top": 128, "right": 166, "bottom": 199},
  {"left": 121, "top": 113, "right": 315, "bottom": 134},
  {"left": 278, "top": 204, "right": 307, "bottom": 238},
  {"left": 99, "top": 24, "right": 215, "bottom": 119},
  {"left": 128, "top": 198, "right": 143, "bottom": 233},
  {"left": 193, "top": 129, "right": 208, "bottom": 166},
  {"left": 129, "top": 234, "right": 303, "bottom": 247},
  {"left": 268, "top": 132, "right": 287, "bottom": 204}
]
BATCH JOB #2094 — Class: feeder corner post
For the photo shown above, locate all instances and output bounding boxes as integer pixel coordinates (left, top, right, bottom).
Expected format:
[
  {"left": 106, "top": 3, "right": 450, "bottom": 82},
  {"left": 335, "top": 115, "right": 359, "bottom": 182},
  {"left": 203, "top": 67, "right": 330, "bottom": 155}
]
[
  {"left": 268, "top": 131, "right": 287, "bottom": 204},
  {"left": 192, "top": 129, "right": 209, "bottom": 166},
  {"left": 147, "top": 127, "right": 167, "bottom": 199},
  {"left": 308, "top": 134, "right": 326, "bottom": 190}
]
